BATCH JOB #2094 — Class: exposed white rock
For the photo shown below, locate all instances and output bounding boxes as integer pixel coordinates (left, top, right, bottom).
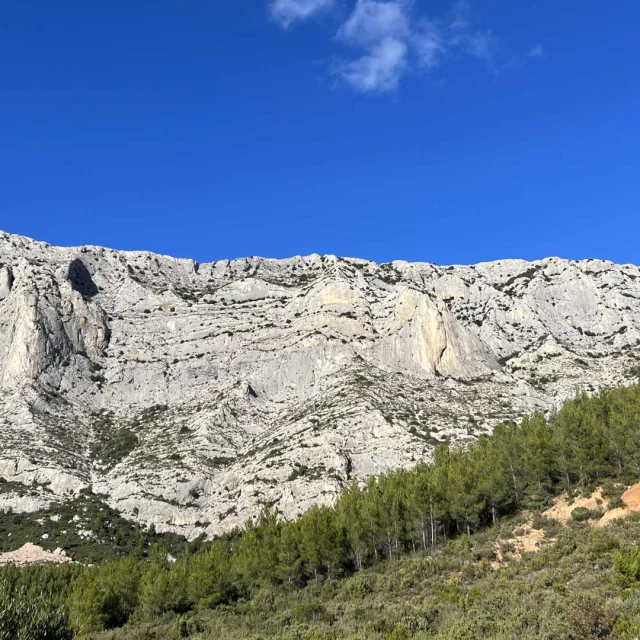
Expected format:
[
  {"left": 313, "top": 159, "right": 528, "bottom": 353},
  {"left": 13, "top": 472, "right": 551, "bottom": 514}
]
[
  {"left": 0, "top": 543, "right": 74, "bottom": 567},
  {"left": 0, "top": 265, "right": 12, "bottom": 300},
  {"left": 0, "top": 231, "right": 639, "bottom": 537}
]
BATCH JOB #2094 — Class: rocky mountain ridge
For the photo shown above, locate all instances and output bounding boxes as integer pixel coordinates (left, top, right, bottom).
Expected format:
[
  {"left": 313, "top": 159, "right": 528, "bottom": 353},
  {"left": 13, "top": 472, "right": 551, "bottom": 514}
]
[{"left": 0, "top": 230, "right": 639, "bottom": 538}]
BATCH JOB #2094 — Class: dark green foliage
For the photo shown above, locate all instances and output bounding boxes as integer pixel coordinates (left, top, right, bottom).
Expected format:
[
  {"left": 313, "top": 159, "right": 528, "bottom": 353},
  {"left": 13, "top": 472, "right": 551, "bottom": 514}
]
[
  {"left": 602, "top": 480, "right": 627, "bottom": 510},
  {"left": 68, "top": 557, "right": 142, "bottom": 633},
  {"left": 0, "top": 565, "right": 79, "bottom": 640},
  {"left": 613, "top": 547, "right": 640, "bottom": 588},
  {"left": 90, "top": 412, "right": 137, "bottom": 469},
  {"left": 96, "top": 429, "right": 138, "bottom": 467},
  {"left": 572, "top": 506, "right": 595, "bottom": 522},
  {"left": 0, "top": 586, "right": 71, "bottom": 640},
  {"left": 83, "top": 517, "right": 640, "bottom": 639}
]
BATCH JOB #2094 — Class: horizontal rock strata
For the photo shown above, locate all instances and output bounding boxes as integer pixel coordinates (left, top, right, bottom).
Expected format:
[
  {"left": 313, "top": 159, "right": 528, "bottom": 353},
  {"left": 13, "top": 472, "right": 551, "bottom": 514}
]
[{"left": 0, "top": 230, "right": 639, "bottom": 538}]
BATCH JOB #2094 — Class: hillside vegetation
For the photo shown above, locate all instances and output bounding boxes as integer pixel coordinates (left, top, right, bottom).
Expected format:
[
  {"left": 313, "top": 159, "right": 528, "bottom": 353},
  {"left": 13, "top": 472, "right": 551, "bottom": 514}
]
[{"left": 5, "top": 384, "right": 640, "bottom": 639}]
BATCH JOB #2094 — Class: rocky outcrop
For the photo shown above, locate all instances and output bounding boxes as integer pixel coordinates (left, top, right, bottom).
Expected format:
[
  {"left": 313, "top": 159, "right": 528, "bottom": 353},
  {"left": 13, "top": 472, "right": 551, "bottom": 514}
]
[
  {"left": 0, "top": 264, "right": 12, "bottom": 300},
  {"left": 0, "top": 543, "right": 74, "bottom": 567},
  {"left": 0, "top": 230, "right": 639, "bottom": 538}
]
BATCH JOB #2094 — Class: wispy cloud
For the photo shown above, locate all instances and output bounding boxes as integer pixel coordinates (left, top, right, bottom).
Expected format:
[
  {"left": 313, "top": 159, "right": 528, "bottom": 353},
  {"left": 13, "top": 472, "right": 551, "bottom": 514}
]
[
  {"left": 338, "top": 37, "right": 408, "bottom": 93},
  {"left": 335, "top": 0, "right": 503, "bottom": 93},
  {"left": 528, "top": 43, "right": 546, "bottom": 59},
  {"left": 464, "top": 31, "right": 498, "bottom": 63},
  {"left": 448, "top": 0, "right": 472, "bottom": 31},
  {"left": 503, "top": 42, "right": 547, "bottom": 72},
  {"left": 270, "top": 0, "right": 544, "bottom": 94},
  {"left": 269, "top": 0, "right": 336, "bottom": 29},
  {"left": 412, "top": 20, "right": 445, "bottom": 70},
  {"left": 338, "top": 0, "right": 411, "bottom": 45}
]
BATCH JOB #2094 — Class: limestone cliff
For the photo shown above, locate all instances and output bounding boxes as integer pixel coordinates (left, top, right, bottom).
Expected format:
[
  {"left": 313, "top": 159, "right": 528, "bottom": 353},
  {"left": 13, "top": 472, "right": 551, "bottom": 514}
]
[{"left": 0, "top": 230, "right": 639, "bottom": 538}]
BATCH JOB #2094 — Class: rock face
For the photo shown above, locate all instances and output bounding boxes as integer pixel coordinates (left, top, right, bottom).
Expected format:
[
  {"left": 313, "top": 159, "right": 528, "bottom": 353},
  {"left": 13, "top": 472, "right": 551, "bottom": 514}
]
[
  {"left": 0, "top": 230, "right": 639, "bottom": 538},
  {"left": 0, "top": 264, "right": 13, "bottom": 300}
]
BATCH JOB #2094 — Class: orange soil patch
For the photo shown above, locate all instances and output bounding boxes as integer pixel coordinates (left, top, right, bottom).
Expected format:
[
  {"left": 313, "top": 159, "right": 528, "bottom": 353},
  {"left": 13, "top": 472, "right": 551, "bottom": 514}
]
[
  {"left": 541, "top": 482, "right": 640, "bottom": 528},
  {"left": 597, "top": 483, "right": 640, "bottom": 527},
  {"left": 492, "top": 483, "right": 640, "bottom": 569},
  {"left": 542, "top": 487, "right": 606, "bottom": 525},
  {"left": 492, "top": 521, "right": 555, "bottom": 568}
]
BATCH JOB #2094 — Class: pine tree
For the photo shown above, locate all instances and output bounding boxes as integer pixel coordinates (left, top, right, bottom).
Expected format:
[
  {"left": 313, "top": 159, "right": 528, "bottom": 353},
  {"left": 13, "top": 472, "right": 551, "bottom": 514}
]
[{"left": 336, "top": 480, "right": 369, "bottom": 570}]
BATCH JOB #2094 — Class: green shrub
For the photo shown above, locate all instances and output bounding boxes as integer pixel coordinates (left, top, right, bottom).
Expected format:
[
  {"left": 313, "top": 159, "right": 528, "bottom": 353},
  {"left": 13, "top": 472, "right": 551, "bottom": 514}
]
[
  {"left": 571, "top": 507, "right": 593, "bottom": 522},
  {"left": 602, "top": 481, "right": 627, "bottom": 510},
  {"left": 614, "top": 548, "right": 640, "bottom": 588},
  {"left": 292, "top": 600, "right": 333, "bottom": 623},
  {"left": 0, "top": 580, "right": 72, "bottom": 640},
  {"left": 169, "top": 614, "right": 204, "bottom": 639},
  {"left": 612, "top": 620, "right": 640, "bottom": 639},
  {"left": 565, "top": 594, "right": 619, "bottom": 639},
  {"left": 67, "top": 557, "right": 141, "bottom": 633},
  {"left": 385, "top": 625, "right": 409, "bottom": 640},
  {"left": 340, "top": 573, "right": 375, "bottom": 598}
]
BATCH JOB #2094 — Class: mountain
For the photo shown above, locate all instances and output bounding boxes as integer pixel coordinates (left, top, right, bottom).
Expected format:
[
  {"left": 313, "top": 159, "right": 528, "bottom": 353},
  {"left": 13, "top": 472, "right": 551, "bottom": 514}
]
[{"left": 0, "top": 230, "right": 639, "bottom": 538}]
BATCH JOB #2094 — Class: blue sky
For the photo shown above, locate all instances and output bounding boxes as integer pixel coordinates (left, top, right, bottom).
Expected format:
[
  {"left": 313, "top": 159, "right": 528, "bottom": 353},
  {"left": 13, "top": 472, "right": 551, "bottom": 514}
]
[{"left": 1, "top": 1, "right": 639, "bottom": 265}]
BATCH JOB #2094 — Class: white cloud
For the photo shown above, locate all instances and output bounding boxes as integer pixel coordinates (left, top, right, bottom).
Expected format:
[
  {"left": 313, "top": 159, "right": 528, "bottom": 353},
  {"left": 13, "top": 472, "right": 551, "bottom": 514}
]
[
  {"left": 270, "top": 0, "right": 542, "bottom": 94},
  {"left": 338, "top": 37, "right": 408, "bottom": 93},
  {"left": 335, "top": 0, "right": 413, "bottom": 92},
  {"left": 412, "top": 20, "right": 444, "bottom": 70},
  {"left": 270, "top": 0, "right": 336, "bottom": 29},
  {"left": 338, "top": 0, "right": 411, "bottom": 46},
  {"left": 335, "top": 0, "right": 503, "bottom": 92},
  {"left": 465, "top": 31, "right": 497, "bottom": 62}
]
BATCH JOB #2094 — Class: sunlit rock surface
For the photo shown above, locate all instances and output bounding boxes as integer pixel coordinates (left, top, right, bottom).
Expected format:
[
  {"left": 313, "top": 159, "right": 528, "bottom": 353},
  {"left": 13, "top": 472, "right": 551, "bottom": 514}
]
[{"left": 1, "top": 230, "right": 639, "bottom": 538}]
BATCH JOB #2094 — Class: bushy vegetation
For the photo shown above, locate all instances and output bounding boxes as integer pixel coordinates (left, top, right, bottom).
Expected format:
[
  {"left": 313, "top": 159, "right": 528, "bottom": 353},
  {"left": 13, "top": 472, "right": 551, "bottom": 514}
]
[
  {"left": 5, "top": 384, "right": 640, "bottom": 638},
  {"left": 87, "top": 516, "right": 640, "bottom": 640},
  {"left": 0, "top": 564, "right": 79, "bottom": 640}
]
